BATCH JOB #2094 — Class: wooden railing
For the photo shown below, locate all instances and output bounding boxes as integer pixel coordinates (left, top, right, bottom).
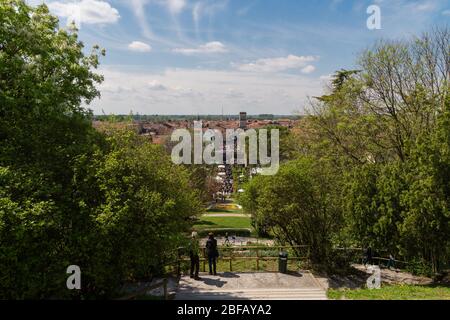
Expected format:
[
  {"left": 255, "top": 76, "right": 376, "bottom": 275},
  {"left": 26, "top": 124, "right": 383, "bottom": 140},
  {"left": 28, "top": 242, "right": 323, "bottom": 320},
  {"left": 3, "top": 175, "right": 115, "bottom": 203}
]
[
  {"left": 176, "top": 245, "right": 310, "bottom": 274},
  {"left": 171, "top": 245, "right": 410, "bottom": 276},
  {"left": 372, "top": 256, "right": 408, "bottom": 267},
  {"left": 332, "top": 248, "right": 409, "bottom": 268}
]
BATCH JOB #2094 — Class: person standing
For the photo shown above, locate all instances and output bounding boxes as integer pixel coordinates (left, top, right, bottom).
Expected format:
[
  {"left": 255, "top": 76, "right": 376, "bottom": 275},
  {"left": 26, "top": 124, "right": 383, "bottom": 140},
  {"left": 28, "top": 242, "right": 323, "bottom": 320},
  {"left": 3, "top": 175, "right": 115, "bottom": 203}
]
[
  {"left": 206, "top": 233, "right": 219, "bottom": 276},
  {"left": 387, "top": 253, "right": 396, "bottom": 270},
  {"left": 224, "top": 232, "right": 230, "bottom": 246},
  {"left": 363, "top": 246, "right": 373, "bottom": 266},
  {"left": 189, "top": 232, "right": 200, "bottom": 280}
]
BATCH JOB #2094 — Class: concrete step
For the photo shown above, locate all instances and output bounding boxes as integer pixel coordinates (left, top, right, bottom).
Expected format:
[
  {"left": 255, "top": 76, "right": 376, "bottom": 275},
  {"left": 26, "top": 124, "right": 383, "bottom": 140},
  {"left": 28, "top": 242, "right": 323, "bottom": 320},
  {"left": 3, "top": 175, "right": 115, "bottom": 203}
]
[
  {"left": 175, "top": 272, "right": 328, "bottom": 300},
  {"left": 176, "top": 288, "right": 327, "bottom": 300}
]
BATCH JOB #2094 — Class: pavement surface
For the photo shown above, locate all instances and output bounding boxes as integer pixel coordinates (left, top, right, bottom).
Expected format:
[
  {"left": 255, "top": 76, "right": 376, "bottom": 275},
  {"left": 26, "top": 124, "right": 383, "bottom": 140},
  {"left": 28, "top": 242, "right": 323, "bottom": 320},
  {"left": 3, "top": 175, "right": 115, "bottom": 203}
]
[
  {"left": 202, "top": 213, "right": 251, "bottom": 217},
  {"left": 199, "top": 237, "right": 274, "bottom": 246},
  {"left": 175, "top": 272, "right": 327, "bottom": 300}
]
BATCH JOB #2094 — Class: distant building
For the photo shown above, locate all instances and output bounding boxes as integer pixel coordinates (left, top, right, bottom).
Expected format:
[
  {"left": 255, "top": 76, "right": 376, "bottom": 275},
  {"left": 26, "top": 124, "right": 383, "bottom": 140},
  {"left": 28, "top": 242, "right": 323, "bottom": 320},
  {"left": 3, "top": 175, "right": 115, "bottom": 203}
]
[{"left": 239, "top": 112, "right": 247, "bottom": 130}]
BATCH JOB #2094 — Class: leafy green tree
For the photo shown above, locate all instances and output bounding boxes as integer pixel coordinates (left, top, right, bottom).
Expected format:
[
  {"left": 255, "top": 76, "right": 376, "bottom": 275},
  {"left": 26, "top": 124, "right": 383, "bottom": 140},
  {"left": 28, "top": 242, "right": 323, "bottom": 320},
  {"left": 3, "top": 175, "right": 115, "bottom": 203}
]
[
  {"left": 398, "top": 90, "right": 450, "bottom": 273},
  {"left": 0, "top": 1, "right": 202, "bottom": 299},
  {"left": 0, "top": 0, "right": 105, "bottom": 298},
  {"left": 74, "top": 129, "right": 201, "bottom": 295},
  {"left": 305, "top": 27, "right": 450, "bottom": 273},
  {"left": 241, "top": 158, "right": 341, "bottom": 266}
]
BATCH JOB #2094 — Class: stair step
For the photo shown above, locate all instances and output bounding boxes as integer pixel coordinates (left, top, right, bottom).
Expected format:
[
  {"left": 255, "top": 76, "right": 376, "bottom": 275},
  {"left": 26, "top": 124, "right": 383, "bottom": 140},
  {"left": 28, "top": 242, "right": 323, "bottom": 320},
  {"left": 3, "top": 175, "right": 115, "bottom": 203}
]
[{"left": 176, "top": 289, "right": 327, "bottom": 300}]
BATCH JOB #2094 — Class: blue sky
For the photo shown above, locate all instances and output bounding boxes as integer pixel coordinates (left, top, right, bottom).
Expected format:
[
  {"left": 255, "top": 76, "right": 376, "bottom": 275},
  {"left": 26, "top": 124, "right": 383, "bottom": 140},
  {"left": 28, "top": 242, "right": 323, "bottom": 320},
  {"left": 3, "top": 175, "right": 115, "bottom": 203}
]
[{"left": 27, "top": 0, "right": 450, "bottom": 115}]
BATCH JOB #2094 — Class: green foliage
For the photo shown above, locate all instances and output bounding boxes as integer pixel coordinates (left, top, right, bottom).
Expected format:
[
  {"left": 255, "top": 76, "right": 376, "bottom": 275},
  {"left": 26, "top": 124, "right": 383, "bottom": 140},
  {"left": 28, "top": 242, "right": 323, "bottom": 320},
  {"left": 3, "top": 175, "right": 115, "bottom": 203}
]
[
  {"left": 78, "top": 129, "right": 201, "bottom": 294},
  {"left": 241, "top": 158, "right": 341, "bottom": 267},
  {"left": 253, "top": 27, "right": 450, "bottom": 274},
  {"left": 0, "top": 1, "right": 201, "bottom": 299},
  {"left": 342, "top": 91, "right": 450, "bottom": 273},
  {"left": 317, "top": 28, "right": 450, "bottom": 273}
]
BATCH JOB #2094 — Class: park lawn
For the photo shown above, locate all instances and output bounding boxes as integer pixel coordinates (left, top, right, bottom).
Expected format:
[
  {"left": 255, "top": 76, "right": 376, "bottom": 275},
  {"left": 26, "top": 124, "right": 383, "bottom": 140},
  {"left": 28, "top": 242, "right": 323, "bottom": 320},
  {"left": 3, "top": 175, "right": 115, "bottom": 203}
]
[
  {"left": 194, "top": 216, "right": 252, "bottom": 230},
  {"left": 328, "top": 284, "right": 450, "bottom": 300}
]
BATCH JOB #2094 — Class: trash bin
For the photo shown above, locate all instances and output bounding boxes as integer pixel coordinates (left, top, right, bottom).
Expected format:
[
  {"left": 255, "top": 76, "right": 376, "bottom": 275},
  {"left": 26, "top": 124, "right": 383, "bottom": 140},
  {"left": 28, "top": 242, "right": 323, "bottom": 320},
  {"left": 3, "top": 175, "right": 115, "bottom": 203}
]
[{"left": 278, "top": 252, "right": 288, "bottom": 273}]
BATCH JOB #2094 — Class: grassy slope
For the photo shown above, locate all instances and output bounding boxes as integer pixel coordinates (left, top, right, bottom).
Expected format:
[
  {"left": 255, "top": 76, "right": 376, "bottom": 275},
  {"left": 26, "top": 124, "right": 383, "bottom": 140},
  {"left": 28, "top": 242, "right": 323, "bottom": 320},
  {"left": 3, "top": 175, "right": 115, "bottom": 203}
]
[
  {"left": 328, "top": 285, "right": 450, "bottom": 300},
  {"left": 194, "top": 216, "right": 252, "bottom": 230}
]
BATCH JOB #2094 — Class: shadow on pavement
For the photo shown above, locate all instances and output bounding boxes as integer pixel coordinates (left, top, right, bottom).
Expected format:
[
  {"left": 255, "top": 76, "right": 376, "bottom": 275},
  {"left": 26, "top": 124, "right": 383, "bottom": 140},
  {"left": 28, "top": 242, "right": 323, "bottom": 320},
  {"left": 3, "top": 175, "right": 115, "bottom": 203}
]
[
  {"left": 201, "top": 278, "right": 227, "bottom": 288},
  {"left": 220, "top": 272, "right": 241, "bottom": 278},
  {"left": 285, "top": 271, "right": 304, "bottom": 277}
]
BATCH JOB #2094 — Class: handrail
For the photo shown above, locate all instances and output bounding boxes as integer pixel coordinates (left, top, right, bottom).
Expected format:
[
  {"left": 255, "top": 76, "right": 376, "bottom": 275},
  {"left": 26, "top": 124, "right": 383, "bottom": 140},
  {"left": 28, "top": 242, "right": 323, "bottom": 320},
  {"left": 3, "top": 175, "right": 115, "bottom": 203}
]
[
  {"left": 372, "top": 256, "right": 408, "bottom": 265},
  {"left": 178, "top": 245, "right": 309, "bottom": 252},
  {"left": 217, "top": 245, "right": 309, "bottom": 249},
  {"left": 175, "top": 244, "right": 310, "bottom": 273}
]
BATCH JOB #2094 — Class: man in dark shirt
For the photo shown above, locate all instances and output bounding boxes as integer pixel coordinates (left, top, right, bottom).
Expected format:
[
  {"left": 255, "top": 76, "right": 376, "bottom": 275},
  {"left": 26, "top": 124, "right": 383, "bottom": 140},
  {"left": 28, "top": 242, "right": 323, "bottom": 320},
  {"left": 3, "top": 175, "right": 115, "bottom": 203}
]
[
  {"left": 364, "top": 246, "right": 373, "bottom": 266},
  {"left": 206, "top": 233, "right": 219, "bottom": 276}
]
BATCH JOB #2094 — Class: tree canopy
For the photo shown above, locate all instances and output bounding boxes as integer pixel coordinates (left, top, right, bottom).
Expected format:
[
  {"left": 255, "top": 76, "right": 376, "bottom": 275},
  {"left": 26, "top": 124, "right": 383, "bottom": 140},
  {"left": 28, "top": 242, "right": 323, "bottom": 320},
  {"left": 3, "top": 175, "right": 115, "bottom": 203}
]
[
  {"left": 0, "top": 1, "right": 201, "bottom": 298},
  {"left": 241, "top": 26, "right": 450, "bottom": 274}
]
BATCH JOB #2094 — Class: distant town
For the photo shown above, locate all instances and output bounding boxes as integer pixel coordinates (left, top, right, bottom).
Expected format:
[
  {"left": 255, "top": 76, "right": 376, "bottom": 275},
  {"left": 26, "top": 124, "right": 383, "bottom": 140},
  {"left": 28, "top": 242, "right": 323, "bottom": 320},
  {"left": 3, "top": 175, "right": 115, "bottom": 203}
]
[{"left": 93, "top": 113, "right": 300, "bottom": 145}]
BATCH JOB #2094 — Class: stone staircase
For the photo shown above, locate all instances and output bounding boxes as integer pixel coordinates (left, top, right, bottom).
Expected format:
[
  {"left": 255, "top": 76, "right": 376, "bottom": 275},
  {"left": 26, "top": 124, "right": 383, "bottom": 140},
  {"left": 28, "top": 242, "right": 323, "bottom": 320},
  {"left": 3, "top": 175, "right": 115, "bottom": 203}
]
[
  {"left": 175, "top": 272, "right": 327, "bottom": 300},
  {"left": 176, "top": 287, "right": 327, "bottom": 300}
]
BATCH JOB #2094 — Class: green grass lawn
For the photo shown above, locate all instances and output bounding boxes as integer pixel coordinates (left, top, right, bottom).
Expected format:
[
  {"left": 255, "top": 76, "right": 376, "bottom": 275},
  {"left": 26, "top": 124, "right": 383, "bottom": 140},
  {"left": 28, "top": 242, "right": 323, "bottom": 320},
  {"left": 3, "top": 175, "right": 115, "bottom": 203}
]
[
  {"left": 206, "top": 204, "right": 244, "bottom": 215},
  {"left": 328, "top": 284, "right": 450, "bottom": 300},
  {"left": 194, "top": 216, "right": 252, "bottom": 230}
]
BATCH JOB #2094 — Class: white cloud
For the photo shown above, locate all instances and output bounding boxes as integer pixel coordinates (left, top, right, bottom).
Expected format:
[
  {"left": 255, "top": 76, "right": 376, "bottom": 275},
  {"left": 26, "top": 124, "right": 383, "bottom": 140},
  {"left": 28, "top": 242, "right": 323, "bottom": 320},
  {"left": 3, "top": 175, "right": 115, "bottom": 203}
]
[
  {"left": 192, "top": 1, "right": 203, "bottom": 34},
  {"left": 89, "top": 66, "right": 324, "bottom": 115},
  {"left": 128, "top": 0, "right": 153, "bottom": 39},
  {"left": 319, "top": 74, "right": 333, "bottom": 81},
  {"left": 442, "top": 10, "right": 450, "bottom": 16},
  {"left": 301, "top": 65, "right": 316, "bottom": 74},
  {"left": 47, "top": 0, "right": 120, "bottom": 25},
  {"left": 192, "top": 0, "right": 228, "bottom": 20},
  {"left": 173, "top": 41, "right": 228, "bottom": 55},
  {"left": 234, "top": 55, "right": 319, "bottom": 73},
  {"left": 128, "top": 41, "right": 152, "bottom": 52},
  {"left": 148, "top": 80, "right": 168, "bottom": 90},
  {"left": 410, "top": 1, "right": 437, "bottom": 12},
  {"left": 192, "top": 2, "right": 202, "bottom": 22},
  {"left": 166, "top": 0, "right": 186, "bottom": 15}
]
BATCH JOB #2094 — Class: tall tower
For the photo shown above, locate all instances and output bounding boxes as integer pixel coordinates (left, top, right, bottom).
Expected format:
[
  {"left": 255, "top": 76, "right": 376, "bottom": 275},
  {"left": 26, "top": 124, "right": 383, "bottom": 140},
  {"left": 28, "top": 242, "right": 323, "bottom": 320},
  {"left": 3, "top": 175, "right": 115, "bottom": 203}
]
[{"left": 239, "top": 112, "right": 247, "bottom": 130}]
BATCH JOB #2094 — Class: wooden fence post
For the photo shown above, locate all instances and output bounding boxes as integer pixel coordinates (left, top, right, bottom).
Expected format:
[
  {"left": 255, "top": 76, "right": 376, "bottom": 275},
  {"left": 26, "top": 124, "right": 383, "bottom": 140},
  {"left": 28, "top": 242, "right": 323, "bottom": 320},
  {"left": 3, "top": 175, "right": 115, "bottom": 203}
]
[
  {"left": 256, "top": 248, "right": 259, "bottom": 271},
  {"left": 230, "top": 250, "right": 233, "bottom": 272}
]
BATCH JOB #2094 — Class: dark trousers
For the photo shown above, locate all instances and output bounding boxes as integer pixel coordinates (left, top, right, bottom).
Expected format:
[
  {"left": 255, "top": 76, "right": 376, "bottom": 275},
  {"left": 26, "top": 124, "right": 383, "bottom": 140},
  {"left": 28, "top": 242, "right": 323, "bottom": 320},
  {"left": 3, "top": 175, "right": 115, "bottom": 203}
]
[
  {"left": 387, "top": 259, "right": 395, "bottom": 269},
  {"left": 208, "top": 256, "right": 217, "bottom": 275},
  {"left": 190, "top": 254, "right": 199, "bottom": 277}
]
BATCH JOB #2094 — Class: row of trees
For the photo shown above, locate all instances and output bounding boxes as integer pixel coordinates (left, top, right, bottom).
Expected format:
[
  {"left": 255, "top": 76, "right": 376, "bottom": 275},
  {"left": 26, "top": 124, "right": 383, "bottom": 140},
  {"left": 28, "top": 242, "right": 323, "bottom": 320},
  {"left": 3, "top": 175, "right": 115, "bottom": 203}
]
[
  {"left": 0, "top": 1, "right": 200, "bottom": 298},
  {"left": 241, "top": 26, "right": 450, "bottom": 274}
]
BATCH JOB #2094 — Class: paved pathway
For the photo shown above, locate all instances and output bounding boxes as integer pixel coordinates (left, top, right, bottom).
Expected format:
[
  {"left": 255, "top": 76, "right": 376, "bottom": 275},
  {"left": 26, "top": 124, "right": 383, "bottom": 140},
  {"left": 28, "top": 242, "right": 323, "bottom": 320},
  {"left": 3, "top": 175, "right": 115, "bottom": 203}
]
[
  {"left": 199, "top": 237, "right": 274, "bottom": 246},
  {"left": 202, "top": 213, "right": 251, "bottom": 217},
  {"left": 175, "top": 272, "right": 327, "bottom": 300}
]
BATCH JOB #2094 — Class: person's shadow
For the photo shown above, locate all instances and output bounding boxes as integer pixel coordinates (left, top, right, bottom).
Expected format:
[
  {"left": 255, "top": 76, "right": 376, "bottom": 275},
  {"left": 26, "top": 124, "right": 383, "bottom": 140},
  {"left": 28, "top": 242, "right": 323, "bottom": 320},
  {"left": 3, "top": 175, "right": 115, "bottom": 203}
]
[
  {"left": 220, "top": 272, "right": 240, "bottom": 279},
  {"left": 201, "top": 277, "right": 227, "bottom": 288}
]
